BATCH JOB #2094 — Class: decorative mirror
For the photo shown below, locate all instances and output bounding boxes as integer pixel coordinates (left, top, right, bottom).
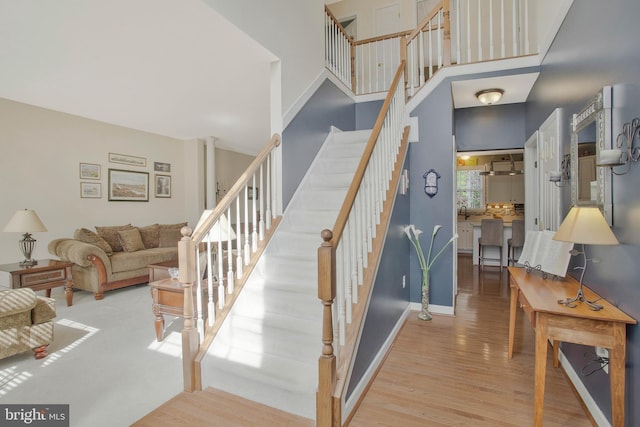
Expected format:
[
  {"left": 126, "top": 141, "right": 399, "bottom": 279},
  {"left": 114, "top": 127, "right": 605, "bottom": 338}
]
[{"left": 570, "top": 87, "right": 613, "bottom": 225}]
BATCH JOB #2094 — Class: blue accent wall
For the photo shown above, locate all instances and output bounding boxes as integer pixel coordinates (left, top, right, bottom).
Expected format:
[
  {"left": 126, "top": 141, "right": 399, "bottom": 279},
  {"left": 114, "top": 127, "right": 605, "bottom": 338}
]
[
  {"left": 346, "top": 154, "right": 411, "bottom": 399},
  {"left": 522, "top": 1, "right": 640, "bottom": 424},
  {"left": 455, "top": 103, "right": 527, "bottom": 151},
  {"left": 409, "top": 82, "right": 455, "bottom": 306},
  {"left": 355, "top": 100, "right": 383, "bottom": 130},
  {"left": 282, "top": 79, "right": 355, "bottom": 209}
]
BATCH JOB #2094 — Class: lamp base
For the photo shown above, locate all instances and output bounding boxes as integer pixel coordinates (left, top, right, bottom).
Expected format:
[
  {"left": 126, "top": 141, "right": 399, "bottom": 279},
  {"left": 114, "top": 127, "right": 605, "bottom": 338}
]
[
  {"left": 19, "top": 259, "right": 38, "bottom": 267},
  {"left": 557, "top": 286, "right": 603, "bottom": 311}
]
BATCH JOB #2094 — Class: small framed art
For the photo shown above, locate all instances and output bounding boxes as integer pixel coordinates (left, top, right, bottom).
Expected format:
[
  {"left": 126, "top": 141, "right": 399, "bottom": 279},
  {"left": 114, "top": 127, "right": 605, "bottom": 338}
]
[
  {"left": 80, "top": 182, "right": 102, "bottom": 198},
  {"left": 79, "top": 163, "right": 101, "bottom": 180},
  {"left": 155, "top": 174, "right": 171, "bottom": 198}
]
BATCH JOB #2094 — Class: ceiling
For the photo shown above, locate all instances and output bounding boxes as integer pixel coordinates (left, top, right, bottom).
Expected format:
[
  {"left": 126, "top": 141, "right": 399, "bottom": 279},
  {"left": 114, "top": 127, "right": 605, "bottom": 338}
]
[
  {"left": 0, "top": 0, "right": 276, "bottom": 155},
  {"left": 451, "top": 73, "right": 540, "bottom": 109}
]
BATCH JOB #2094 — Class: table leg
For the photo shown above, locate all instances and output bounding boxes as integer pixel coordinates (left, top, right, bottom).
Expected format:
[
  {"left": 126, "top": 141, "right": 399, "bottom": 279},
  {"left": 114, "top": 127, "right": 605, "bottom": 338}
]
[
  {"left": 46, "top": 289, "right": 52, "bottom": 298},
  {"left": 508, "top": 284, "right": 519, "bottom": 359},
  {"left": 65, "top": 281, "right": 73, "bottom": 306},
  {"left": 609, "top": 323, "right": 626, "bottom": 427},
  {"left": 534, "top": 313, "right": 548, "bottom": 427},
  {"left": 153, "top": 308, "right": 165, "bottom": 342},
  {"left": 552, "top": 340, "right": 559, "bottom": 368}
]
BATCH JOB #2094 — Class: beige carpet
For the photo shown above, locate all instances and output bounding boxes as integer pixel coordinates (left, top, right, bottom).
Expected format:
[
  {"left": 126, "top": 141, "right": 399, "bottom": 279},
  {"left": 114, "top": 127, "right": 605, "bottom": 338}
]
[{"left": 0, "top": 284, "right": 184, "bottom": 427}]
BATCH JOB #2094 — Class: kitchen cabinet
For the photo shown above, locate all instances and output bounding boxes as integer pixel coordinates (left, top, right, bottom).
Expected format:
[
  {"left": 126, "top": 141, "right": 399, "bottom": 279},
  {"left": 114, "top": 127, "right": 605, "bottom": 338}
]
[
  {"left": 457, "top": 221, "right": 473, "bottom": 252},
  {"left": 486, "top": 161, "right": 524, "bottom": 204}
]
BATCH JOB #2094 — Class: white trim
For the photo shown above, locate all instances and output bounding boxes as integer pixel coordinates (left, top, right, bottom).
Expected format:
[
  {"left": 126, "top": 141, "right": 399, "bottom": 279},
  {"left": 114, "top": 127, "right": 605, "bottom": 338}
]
[
  {"left": 355, "top": 91, "right": 387, "bottom": 103},
  {"left": 558, "top": 348, "right": 610, "bottom": 427},
  {"left": 344, "top": 304, "right": 412, "bottom": 420},
  {"left": 409, "top": 302, "right": 454, "bottom": 316}
]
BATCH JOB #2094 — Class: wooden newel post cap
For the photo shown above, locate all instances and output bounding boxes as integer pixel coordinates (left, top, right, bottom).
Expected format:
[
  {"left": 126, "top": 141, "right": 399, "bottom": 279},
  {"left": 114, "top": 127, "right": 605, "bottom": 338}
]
[{"left": 321, "top": 229, "right": 333, "bottom": 245}]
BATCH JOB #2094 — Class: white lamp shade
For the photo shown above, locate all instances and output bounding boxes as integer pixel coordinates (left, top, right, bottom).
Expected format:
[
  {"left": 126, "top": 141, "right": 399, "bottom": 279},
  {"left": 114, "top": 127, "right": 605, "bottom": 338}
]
[
  {"left": 553, "top": 206, "right": 618, "bottom": 245},
  {"left": 207, "top": 213, "right": 236, "bottom": 242},
  {"left": 3, "top": 209, "right": 48, "bottom": 233}
]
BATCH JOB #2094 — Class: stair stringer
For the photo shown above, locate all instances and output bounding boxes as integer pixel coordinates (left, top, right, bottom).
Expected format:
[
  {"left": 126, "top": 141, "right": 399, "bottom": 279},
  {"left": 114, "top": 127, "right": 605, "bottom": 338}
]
[{"left": 199, "top": 127, "right": 372, "bottom": 420}]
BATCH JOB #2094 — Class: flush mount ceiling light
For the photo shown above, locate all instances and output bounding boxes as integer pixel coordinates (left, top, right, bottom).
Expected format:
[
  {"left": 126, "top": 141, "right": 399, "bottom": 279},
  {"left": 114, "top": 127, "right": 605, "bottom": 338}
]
[{"left": 475, "top": 88, "right": 504, "bottom": 105}]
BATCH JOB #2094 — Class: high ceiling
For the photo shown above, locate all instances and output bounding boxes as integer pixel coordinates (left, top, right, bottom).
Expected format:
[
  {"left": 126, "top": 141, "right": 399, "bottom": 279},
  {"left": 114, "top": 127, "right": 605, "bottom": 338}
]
[{"left": 0, "top": 0, "right": 276, "bottom": 154}]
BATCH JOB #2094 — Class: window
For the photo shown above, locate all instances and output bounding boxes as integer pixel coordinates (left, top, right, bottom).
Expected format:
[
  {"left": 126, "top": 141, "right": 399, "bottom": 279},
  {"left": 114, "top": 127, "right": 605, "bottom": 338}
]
[{"left": 457, "top": 166, "right": 485, "bottom": 209}]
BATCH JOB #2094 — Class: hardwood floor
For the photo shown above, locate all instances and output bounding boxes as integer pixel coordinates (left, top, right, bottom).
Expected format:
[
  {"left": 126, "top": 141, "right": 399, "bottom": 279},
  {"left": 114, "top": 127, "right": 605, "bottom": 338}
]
[{"left": 347, "top": 254, "right": 594, "bottom": 426}]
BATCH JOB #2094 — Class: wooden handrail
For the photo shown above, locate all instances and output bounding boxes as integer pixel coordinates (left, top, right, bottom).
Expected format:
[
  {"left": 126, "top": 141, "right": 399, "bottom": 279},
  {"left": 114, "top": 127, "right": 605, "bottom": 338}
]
[
  {"left": 407, "top": 0, "right": 447, "bottom": 41},
  {"left": 324, "top": 5, "right": 353, "bottom": 42},
  {"left": 329, "top": 62, "right": 405, "bottom": 245},
  {"left": 190, "top": 134, "right": 280, "bottom": 243},
  {"left": 354, "top": 30, "right": 412, "bottom": 46}
]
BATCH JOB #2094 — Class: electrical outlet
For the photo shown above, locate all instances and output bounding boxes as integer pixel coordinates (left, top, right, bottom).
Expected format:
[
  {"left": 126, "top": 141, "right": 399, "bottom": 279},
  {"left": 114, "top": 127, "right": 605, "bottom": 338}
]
[
  {"left": 402, "top": 275, "right": 406, "bottom": 289},
  {"left": 595, "top": 347, "right": 609, "bottom": 374}
]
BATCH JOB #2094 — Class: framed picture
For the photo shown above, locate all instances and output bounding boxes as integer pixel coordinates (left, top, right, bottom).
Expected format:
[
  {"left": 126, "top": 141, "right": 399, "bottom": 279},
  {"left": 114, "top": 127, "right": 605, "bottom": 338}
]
[
  {"left": 154, "top": 161, "right": 171, "bottom": 172},
  {"left": 108, "top": 169, "right": 149, "bottom": 201},
  {"left": 80, "top": 182, "right": 101, "bottom": 198},
  {"left": 155, "top": 174, "right": 171, "bottom": 198},
  {"left": 108, "top": 152, "right": 147, "bottom": 167},
  {"left": 79, "top": 163, "right": 101, "bottom": 180}
]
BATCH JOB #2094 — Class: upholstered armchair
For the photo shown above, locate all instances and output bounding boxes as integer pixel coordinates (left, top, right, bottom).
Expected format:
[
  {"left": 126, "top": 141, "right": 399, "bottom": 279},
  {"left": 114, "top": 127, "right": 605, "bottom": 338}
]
[{"left": 0, "top": 288, "right": 56, "bottom": 360}]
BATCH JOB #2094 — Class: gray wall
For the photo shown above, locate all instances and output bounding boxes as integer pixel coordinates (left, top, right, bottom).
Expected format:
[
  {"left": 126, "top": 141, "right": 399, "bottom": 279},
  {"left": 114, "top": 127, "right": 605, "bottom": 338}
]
[
  {"left": 282, "top": 79, "right": 355, "bottom": 208},
  {"left": 355, "top": 100, "right": 383, "bottom": 130},
  {"left": 455, "top": 103, "right": 527, "bottom": 152},
  {"left": 409, "top": 82, "right": 456, "bottom": 306},
  {"left": 523, "top": 1, "right": 640, "bottom": 424}
]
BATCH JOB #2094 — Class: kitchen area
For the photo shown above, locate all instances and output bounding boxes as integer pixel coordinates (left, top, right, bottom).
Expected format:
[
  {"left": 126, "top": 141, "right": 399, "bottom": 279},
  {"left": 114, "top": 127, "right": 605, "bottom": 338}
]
[{"left": 456, "top": 151, "right": 525, "bottom": 267}]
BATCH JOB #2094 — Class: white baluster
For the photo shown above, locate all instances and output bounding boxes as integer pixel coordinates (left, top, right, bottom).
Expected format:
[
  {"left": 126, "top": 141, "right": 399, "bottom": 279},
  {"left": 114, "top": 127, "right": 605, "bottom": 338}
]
[
  {"left": 512, "top": 0, "right": 517, "bottom": 56},
  {"left": 500, "top": 0, "right": 505, "bottom": 58},
  {"left": 251, "top": 174, "right": 258, "bottom": 252},
  {"left": 489, "top": 0, "right": 494, "bottom": 60},
  {"left": 244, "top": 186, "right": 250, "bottom": 265},
  {"left": 206, "top": 238, "right": 215, "bottom": 325},
  {"left": 236, "top": 196, "right": 243, "bottom": 279},
  {"left": 226, "top": 206, "right": 234, "bottom": 294},
  {"left": 524, "top": 0, "right": 530, "bottom": 54},
  {"left": 195, "top": 248, "right": 204, "bottom": 339},
  {"left": 477, "top": 1, "right": 482, "bottom": 61},
  {"left": 217, "top": 230, "right": 224, "bottom": 309},
  {"left": 466, "top": 0, "right": 471, "bottom": 63},
  {"left": 335, "top": 244, "right": 346, "bottom": 345},
  {"left": 259, "top": 163, "right": 265, "bottom": 241},
  {"left": 266, "top": 152, "right": 272, "bottom": 230}
]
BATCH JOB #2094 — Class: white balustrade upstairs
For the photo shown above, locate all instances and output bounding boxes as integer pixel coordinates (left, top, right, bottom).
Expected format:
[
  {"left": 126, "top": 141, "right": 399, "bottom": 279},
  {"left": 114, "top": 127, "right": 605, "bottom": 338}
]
[{"left": 325, "top": 0, "right": 535, "bottom": 97}]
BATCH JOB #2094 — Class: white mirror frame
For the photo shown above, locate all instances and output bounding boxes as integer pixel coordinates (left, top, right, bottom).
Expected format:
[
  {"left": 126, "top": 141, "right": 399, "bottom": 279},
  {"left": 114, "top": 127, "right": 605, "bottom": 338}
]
[{"left": 570, "top": 87, "right": 613, "bottom": 225}]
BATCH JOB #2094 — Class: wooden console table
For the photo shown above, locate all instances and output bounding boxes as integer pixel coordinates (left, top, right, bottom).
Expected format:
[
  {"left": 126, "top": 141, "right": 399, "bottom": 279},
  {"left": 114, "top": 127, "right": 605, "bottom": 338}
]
[{"left": 508, "top": 267, "right": 636, "bottom": 427}]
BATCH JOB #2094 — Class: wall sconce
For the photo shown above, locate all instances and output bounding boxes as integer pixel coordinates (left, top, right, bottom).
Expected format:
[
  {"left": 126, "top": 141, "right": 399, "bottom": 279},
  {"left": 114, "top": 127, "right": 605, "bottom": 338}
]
[
  {"left": 597, "top": 117, "right": 640, "bottom": 175},
  {"left": 549, "top": 154, "right": 571, "bottom": 187},
  {"left": 475, "top": 88, "right": 504, "bottom": 105}
]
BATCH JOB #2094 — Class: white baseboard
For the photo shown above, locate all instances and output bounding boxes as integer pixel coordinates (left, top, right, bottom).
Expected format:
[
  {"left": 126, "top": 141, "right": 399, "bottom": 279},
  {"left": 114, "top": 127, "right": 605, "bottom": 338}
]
[
  {"left": 558, "top": 349, "right": 610, "bottom": 427},
  {"left": 343, "top": 305, "right": 412, "bottom": 422},
  {"left": 409, "top": 301, "right": 454, "bottom": 316}
]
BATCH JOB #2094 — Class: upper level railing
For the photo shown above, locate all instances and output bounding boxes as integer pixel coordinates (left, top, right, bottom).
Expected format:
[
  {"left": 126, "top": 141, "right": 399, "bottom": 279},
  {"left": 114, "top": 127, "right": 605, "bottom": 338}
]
[
  {"left": 316, "top": 62, "right": 408, "bottom": 426},
  {"left": 325, "top": 0, "right": 535, "bottom": 97},
  {"left": 178, "top": 134, "right": 282, "bottom": 391}
]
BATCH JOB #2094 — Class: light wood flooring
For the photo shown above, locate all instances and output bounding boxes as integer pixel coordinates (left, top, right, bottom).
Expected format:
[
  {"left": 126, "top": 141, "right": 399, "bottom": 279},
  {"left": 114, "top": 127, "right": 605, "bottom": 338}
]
[{"left": 134, "top": 254, "right": 594, "bottom": 426}]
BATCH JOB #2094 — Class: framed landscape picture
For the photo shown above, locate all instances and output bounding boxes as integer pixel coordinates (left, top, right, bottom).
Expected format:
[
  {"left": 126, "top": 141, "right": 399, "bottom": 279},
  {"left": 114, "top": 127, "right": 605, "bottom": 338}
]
[
  {"left": 155, "top": 174, "right": 171, "bottom": 198},
  {"left": 108, "top": 169, "right": 149, "bottom": 201},
  {"left": 80, "top": 182, "right": 101, "bottom": 198},
  {"left": 79, "top": 163, "right": 101, "bottom": 180}
]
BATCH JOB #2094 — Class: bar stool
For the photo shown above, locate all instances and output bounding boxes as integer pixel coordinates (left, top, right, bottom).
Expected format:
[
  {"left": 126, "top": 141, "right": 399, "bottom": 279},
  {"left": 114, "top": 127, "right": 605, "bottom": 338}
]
[
  {"left": 508, "top": 219, "right": 525, "bottom": 266},
  {"left": 478, "top": 219, "right": 504, "bottom": 269}
]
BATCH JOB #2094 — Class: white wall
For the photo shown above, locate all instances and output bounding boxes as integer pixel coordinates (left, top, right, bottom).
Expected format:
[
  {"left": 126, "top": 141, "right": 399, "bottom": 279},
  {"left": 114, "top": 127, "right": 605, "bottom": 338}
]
[
  {"left": 202, "top": 0, "right": 326, "bottom": 122},
  {"left": 0, "top": 98, "right": 189, "bottom": 265}
]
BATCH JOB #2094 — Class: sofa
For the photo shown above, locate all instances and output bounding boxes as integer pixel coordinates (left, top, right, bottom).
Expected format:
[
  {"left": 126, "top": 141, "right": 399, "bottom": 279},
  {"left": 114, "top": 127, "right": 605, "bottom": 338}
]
[
  {"left": 0, "top": 288, "right": 56, "bottom": 360},
  {"left": 48, "top": 223, "right": 185, "bottom": 300}
]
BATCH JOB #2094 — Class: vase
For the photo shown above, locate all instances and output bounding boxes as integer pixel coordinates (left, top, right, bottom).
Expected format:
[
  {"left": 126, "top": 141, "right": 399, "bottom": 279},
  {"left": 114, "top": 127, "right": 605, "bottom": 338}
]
[{"left": 417, "top": 269, "right": 432, "bottom": 321}]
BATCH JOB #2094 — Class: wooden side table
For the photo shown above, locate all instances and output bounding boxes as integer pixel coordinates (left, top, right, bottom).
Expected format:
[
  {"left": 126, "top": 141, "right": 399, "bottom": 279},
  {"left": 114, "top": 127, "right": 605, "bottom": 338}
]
[
  {"left": 148, "top": 278, "right": 209, "bottom": 341},
  {"left": 0, "top": 259, "right": 74, "bottom": 306}
]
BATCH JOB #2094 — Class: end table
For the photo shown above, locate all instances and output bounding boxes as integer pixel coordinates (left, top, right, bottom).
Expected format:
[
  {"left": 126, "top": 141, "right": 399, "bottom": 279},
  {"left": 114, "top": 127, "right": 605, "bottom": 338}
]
[{"left": 0, "top": 259, "right": 74, "bottom": 306}]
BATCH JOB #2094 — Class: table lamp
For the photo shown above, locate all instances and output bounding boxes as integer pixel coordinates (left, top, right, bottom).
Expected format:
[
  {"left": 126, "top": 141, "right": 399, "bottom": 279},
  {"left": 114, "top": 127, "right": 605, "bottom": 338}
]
[
  {"left": 3, "top": 209, "right": 48, "bottom": 266},
  {"left": 552, "top": 206, "right": 619, "bottom": 310}
]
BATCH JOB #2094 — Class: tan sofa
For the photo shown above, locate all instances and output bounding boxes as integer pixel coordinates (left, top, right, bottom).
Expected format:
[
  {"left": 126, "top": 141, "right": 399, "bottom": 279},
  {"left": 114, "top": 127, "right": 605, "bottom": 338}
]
[
  {"left": 48, "top": 223, "right": 185, "bottom": 300},
  {"left": 0, "top": 288, "right": 56, "bottom": 360}
]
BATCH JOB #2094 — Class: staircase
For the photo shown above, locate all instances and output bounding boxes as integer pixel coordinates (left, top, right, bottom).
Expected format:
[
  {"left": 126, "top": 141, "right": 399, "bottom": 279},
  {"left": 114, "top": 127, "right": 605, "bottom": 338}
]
[{"left": 200, "top": 128, "right": 371, "bottom": 419}]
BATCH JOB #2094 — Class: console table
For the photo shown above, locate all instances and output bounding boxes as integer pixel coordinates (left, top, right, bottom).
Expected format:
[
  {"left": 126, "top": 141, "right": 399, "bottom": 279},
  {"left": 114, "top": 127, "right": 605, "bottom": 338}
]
[
  {"left": 0, "top": 259, "right": 74, "bottom": 306},
  {"left": 508, "top": 267, "right": 636, "bottom": 427}
]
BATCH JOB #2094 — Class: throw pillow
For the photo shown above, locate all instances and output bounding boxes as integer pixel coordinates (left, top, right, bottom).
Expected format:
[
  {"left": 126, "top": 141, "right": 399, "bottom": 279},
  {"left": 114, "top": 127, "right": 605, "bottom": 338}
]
[
  {"left": 159, "top": 228, "right": 183, "bottom": 248},
  {"left": 158, "top": 222, "right": 188, "bottom": 232},
  {"left": 95, "top": 224, "right": 134, "bottom": 252},
  {"left": 74, "top": 228, "right": 114, "bottom": 256},
  {"left": 117, "top": 228, "right": 146, "bottom": 252},
  {"left": 138, "top": 224, "right": 160, "bottom": 249}
]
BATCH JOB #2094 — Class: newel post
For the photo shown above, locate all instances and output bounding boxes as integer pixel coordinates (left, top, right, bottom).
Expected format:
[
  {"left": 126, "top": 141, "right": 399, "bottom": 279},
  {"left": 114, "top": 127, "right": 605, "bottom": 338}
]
[
  {"left": 400, "top": 35, "right": 408, "bottom": 102},
  {"left": 179, "top": 226, "right": 200, "bottom": 392},
  {"left": 442, "top": 0, "right": 452, "bottom": 66},
  {"left": 317, "top": 229, "right": 337, "bottom": 427}
]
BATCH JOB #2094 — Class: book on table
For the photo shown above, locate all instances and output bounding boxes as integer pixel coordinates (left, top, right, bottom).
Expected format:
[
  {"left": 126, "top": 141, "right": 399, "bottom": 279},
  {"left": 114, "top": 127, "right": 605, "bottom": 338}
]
[{"left": 517, "top": 230, "right": 574, "bottom": 278}]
